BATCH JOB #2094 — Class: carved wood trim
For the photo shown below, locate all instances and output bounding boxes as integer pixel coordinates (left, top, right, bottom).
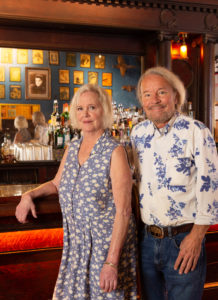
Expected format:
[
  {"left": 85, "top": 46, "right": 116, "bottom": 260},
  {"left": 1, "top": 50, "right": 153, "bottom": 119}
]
[{"left": 64, "top": 0, "right": 218, "bottom": 12}]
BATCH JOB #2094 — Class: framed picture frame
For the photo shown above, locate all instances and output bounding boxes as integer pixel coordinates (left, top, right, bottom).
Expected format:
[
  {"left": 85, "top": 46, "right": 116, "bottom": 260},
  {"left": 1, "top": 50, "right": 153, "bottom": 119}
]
[
  {"left": 17, "top": 49, "right": 28, "bottom": 64},
  {"left": 10, "top": 85, "right": 22, "bottom": 99},
  {"left": 25, "top": 67, "right": 51, "bottom": 100},
  {"left": 104, "top": 89, "right": 112, "bottom": 97},
  {"left": 80, "top": 54, "right": 91, "bottom": 68},
  {"left": 49, "top": 51, "right": 59, "bottom": 65},
  {"left": 66, "top": 52, "right": 76, "bottom": 67},
  {"left": 88, "top": 71, "right": 98, "bottom": 84},
  {"left": 59, "top": 69, "right": 70, "bottom": 84},
  {"left": 10, "top": 67, "right": 21, "bottom": 82},
  {"left": 102, "top": 72, "right": 112, "bottom": 87},
  {"left": 73, "top": 70, "right": 84, "bottom": 85},
  {"left": 32, "top": 50, "right": 43, "bottom": 64},
  {"left": 0, "top": 67, "right": 5, "bottom": 82},
  {"left": 0, "top": 85, "right": 5, "bottom": 99},
  {"left": 1, "top": 48, "right": 13, "bottom": 64},
  {"left": 60, "top": 86, "right": 70, "bottom": 101},
  {"left": 95, "top": 55, "right": 105, "bottom": 69},
  {"left": 74, "top": 87, "right": 79, "bottom": 95}
]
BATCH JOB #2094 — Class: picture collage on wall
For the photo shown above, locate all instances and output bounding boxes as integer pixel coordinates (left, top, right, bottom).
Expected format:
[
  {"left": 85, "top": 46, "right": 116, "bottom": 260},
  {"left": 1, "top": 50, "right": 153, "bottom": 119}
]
[{"left": 0, "top": 48, "right": 113, "bottom": 101}]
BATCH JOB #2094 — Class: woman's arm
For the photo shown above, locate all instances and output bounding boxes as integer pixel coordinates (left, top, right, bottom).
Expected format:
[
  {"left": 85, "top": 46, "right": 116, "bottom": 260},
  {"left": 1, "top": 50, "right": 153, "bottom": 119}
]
[
  {"left": 99, "top": 145, "right": 132, "bottom": 293},
  {"left": 15, "top": 147, "right": 69, "bottom": 223}
]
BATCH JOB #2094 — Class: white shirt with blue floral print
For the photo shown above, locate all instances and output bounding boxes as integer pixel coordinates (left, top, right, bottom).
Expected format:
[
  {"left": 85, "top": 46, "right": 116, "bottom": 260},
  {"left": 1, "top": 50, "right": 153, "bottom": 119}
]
[{"left": 130, "top": 113, "right": 218, "bottom": 227}]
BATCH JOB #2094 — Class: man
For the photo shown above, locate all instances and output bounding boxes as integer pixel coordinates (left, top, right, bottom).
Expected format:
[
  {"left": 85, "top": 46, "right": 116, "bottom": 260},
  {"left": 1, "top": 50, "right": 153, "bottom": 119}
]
[
  {"left": 131, "top": 66, "right": 218, "bottom": 300},
  {"left": 31, "top": 74, "right": 46, "bottom": 94}
]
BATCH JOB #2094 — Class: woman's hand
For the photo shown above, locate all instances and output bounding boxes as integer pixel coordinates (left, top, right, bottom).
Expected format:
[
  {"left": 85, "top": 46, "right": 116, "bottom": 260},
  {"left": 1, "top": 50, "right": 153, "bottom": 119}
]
[
  {"left": 15, "top": 193, "right": 37, "bottom": 223},
  {"left": 99, "top": 264, "right": 118, "bottom": 293}
]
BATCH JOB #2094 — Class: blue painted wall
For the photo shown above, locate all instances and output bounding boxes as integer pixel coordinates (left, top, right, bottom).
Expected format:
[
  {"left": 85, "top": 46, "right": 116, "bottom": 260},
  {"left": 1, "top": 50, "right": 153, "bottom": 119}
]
[{"left": 0, "top": 49, "right": 141, "bottom": 121}]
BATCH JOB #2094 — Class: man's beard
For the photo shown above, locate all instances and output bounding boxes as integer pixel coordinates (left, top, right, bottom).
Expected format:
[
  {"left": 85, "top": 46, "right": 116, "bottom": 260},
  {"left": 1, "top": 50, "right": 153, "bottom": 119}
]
[{"left": 146, "top": 109, "right": 175, "bottom": 126}]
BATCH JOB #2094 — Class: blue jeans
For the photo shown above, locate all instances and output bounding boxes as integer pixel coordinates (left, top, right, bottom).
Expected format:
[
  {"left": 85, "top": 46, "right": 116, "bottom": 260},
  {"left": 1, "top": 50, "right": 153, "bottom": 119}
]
[{"left": 139, "top": 227, "right": 206, "bottom": 300}]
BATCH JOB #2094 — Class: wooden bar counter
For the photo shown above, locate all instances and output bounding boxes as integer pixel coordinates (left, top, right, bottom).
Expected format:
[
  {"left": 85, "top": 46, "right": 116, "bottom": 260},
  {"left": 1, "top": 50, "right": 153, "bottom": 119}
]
[
  {"left": 0, "top": 184, "right": 217, "bottom": 299},
  {"left": 0, "top": 184, "right": 62, "bottom": 232},
  {"left": 0, "top": 184, "right": 63, "bottom": 300},
  {"left": 0, "top": 160, "right": 60, "bottom": 185}
]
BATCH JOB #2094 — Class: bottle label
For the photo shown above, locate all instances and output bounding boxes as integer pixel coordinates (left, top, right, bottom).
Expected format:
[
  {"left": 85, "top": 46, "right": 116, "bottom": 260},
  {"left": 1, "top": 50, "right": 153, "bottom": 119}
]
[{"left": 57, "top": 136, "right": 63, "bottom": 146}]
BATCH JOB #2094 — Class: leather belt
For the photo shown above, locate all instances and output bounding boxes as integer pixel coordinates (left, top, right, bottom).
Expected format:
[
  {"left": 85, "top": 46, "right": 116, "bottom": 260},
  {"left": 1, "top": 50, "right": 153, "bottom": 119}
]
[{"left": 145, "top": 223, "right": 194, "bottom": 239}]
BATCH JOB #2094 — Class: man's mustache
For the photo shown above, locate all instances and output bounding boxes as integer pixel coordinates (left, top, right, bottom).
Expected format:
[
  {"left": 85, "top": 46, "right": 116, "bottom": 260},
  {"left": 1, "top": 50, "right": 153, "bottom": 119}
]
[{"left": 148, "top": 105, "right": 165, "bottom": 110}]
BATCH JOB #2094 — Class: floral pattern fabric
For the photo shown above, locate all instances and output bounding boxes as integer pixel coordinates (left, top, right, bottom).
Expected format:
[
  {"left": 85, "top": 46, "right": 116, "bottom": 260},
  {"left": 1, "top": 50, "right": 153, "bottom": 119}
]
[
  {"left": 130, "top": 113, "right": 218, "bottom": 227},
  {"left": 53, "top": 131, "right": 137, "bottom": 300}
]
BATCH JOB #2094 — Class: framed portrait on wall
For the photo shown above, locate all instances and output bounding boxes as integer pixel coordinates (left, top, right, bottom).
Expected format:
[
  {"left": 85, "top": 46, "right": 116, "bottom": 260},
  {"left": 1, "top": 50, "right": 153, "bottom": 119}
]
[
  {"left": 1, "top": 48, "right": 13, "bottom": 64},
  {"left": 73, "top": 71, "right": 84, "bottom": 85},
  {"left": 102, "top": 72, "right": 112, "bottom": 86},
  {"left": 10, "top": 85, "right": 22, "bottom": 99},
  {"left": 10, "top": 67, "right": 21, "bottom": 82},
  {"left": 17, "top": 49, "right": 28, "bottom": 64},
  {"left": 0, "top": 85, "right": 5, "bottom": 99},
  {"left": 66, "top": 52, "right": 76, "bottom": 67},
  {"left": 80, "top": 54, "right": 91, "bottom": 68},
  {"left": 32, "top": 50, "right": 44, "bottom": 64},
  {"left": 0, "top": 67, "right": 5, "bottom": 82},
  {"left": 95, "top": 55, "right": 105, "bottom": 69},
  {"left": 59, "top": 69, "right": 70, "bottom": 84},
  {"left": 88, "top": 72, "right": 98, "bottom": 84},
  {"left": 49, "top": 51, "right": 59, "bottom": 65},
  {"left": 25, "top": 67, "right": 51, "bottom": 100},
  {"left": 60, "top": 86, "right": 70, "bottom": 101}
]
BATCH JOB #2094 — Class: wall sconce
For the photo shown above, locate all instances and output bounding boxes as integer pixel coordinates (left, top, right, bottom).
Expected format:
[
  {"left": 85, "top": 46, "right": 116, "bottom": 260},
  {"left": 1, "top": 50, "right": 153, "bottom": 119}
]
[
  {"left": 171, "top": 33, "right": 188, "bottom": 60},
  {"left": 180, "top": 33, "right": 188, "bottom": 59}
]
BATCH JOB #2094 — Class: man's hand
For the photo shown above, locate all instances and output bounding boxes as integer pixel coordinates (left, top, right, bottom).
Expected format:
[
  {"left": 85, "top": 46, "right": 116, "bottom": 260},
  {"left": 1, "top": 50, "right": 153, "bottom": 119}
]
[
  {"left": 174, "top": 225, "right": 209, "bottom": 274},
  {"left": 99, "top": 264, "right": 118, "bottom": 293}
]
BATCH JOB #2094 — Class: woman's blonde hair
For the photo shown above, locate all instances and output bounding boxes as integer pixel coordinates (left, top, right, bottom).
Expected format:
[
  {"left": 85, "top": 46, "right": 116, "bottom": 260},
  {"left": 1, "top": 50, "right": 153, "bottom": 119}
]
[
  {"left": 32, "top": 111, "right": 46, "bottom": 126},
  {"left": 69, "top": 84, "right": 113, "bottom": 129},
  {"left": 137, "top": 66, "right": 186, "bottom": 112},
  {"left": 14, "top": 116, "right": 28, "bottom": 129}
]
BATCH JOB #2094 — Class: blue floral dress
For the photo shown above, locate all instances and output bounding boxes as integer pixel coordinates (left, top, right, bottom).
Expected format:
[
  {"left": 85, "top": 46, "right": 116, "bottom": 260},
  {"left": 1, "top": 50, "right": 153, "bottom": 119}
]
[{"left": 53, "top": 131, "right": 137, "bottom": 300}]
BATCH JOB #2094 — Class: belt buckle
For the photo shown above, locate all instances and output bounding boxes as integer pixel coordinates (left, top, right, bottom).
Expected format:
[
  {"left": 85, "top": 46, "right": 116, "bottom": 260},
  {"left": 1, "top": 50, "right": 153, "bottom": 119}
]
[{"left": 149, "top": 225, "right": 164, "bottom": 239}]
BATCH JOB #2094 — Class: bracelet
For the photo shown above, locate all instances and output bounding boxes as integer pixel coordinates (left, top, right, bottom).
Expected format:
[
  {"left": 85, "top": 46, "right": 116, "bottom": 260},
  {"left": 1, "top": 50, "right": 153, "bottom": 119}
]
[{"left": 104, "top": 262, "right": 118, "bottom": 269}]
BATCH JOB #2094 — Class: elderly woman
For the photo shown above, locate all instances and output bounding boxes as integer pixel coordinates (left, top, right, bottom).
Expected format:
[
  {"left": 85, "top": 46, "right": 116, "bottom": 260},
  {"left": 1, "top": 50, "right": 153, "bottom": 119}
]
[
  {"left": 13, "top": 115, "right": 32, "bottom": 144},
  {"left": 15, "top": 84, "right": 137, "bottom": 299},
  {"left": 31, "top": 111, "right": 48, "bottom": 145}
]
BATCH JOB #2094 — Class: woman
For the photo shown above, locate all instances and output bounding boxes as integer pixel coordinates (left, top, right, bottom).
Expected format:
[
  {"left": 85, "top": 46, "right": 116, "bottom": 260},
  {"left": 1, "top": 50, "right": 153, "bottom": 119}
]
[
  {"left": 13, "top": 115, "right": 32, "bottom": 144},
  {"left": 31, "top": 111, "right": 48, "bottom": 145},
  {"left": 15, "top": 84, "right": 137, "bottom": 299}
]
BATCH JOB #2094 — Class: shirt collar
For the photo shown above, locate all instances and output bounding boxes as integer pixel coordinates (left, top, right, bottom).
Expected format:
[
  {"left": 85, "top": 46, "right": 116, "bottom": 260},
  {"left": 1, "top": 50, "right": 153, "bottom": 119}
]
[{"left": 152, "top": 112, "right": 179, "bottom": 136}]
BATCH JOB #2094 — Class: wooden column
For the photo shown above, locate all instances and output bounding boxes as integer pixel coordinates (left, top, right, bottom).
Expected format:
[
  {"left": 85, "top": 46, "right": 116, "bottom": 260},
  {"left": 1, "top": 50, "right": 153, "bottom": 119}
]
[
  {"left": 157, "top": 32, "right": 175, "bottom": 70},
  {"left": 199, "top": 34, "right": 216, "bottom": 132}
]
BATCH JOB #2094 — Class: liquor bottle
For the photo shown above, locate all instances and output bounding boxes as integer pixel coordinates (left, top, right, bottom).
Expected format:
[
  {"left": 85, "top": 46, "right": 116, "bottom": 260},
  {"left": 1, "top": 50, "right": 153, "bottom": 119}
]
[
  {"left": 187, "top": 101, "right": 195, "bottom": 119},
  {"left": 48, "top": 124, "right": 54, "bottom": 147},
  {"left": 51, "top": 99, "right": 59, "bottom": 127},
  {"left": 63, "top": 126, "right": 71, "bottom": 147},
  {"left": 54, "top": 124, "right": 64, "bottom": 149}
]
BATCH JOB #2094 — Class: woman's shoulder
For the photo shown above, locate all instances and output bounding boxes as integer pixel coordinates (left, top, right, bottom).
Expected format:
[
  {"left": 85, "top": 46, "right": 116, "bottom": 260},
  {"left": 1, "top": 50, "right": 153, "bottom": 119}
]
[{"left": 104, "top": 133, "right": 120, "bottom": 148}]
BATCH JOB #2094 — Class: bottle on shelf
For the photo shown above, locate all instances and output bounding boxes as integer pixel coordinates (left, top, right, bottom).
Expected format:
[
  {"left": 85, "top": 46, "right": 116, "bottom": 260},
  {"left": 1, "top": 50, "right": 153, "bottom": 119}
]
[
  {"left": 51, "top": 99, "right": 59, "bottom": 127},
  {"left": 54, "top": 123, "right": 64, "bottom": 149},
  {"left": 1, "top": 130, "right": 14, "bottom": 163},
  {"left": 187, "top": 101, "right": 195, "bottom": 119}
]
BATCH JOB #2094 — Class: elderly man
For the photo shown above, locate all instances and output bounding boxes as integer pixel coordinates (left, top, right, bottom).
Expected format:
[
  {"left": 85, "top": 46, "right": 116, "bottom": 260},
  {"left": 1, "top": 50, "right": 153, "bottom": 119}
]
[{"left": 131, "top": 66, "right": 218, "bottom": 300}]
